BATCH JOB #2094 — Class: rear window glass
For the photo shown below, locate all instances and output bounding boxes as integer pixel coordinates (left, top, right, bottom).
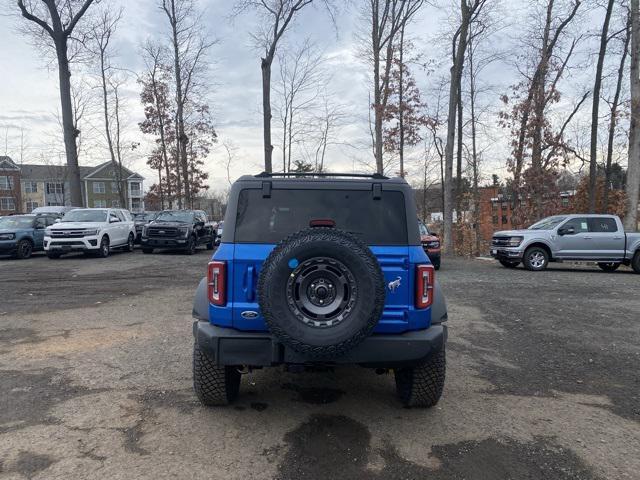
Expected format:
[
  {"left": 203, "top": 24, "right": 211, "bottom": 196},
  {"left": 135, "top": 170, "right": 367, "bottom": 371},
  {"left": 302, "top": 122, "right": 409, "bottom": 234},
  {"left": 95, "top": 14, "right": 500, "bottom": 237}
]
[{"left": 235, "top": 188, "right": 407, "bottom": 245}]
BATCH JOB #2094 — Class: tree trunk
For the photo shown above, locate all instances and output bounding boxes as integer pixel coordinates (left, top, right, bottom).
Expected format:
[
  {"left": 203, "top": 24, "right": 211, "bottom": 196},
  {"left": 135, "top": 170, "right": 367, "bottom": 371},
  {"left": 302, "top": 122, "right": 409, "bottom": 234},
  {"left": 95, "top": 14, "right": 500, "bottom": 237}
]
[
  {"left": 589, "top": 0, "right": 615, "bottom": 213},
  {"left": 262, "top": 57, "right": 274, "bottom": 173},
  {"left": 469, "top": 37, "right": 480, "bottom": 256},
  {"left": 56, "top": 41, "right": 82, "bottom": 207},
  {"left": 605, "top": 16, "right": 630, "bottom": 211},
  {"left": 456, "top": 81, "right": 463, "bottom": 217},
  {"left": 626, "top": 0, "right": 640, "bottom": 231},
  {"left": 443, "top": 0, "right": 471, "bottom": 253}
]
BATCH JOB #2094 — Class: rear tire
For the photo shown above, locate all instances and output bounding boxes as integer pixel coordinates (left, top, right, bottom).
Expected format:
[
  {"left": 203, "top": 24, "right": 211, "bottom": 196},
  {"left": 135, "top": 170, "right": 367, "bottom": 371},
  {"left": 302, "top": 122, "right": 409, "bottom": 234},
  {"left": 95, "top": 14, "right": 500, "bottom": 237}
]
[
  {"left": 523, "top": 247, "right": 549, "bottom": 271},
  {"left": 14, "top": 239, "right": 33, "bottom": 259},
  {"left": 500, "top": 260, "right": 520, "bottom": 269},
  {"left": 632, "top": 251, "right": 640, "bottom": 274},
  {"left": 124, "top": 233, "right": 134, "bottom": 252},
  {"left": 193, "top": 342, "right": 240, "bottom": 406},
  {"left": 185, "top": 236, "right": 197, "bottom": 255},
  {"left": 598, "top": 262, "right": 620, "bottom": 272},
  {"left": 394, "top": 348, "right": 446, "bottom": 408}
]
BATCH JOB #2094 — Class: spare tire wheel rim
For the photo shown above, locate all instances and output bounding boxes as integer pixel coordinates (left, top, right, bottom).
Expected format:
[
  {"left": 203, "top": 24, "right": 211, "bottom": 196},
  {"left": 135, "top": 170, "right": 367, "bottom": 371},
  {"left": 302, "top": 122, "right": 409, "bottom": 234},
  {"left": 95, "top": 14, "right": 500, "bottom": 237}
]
[{"left": 286, "top": 257, "right": 357, "bottom": 328}]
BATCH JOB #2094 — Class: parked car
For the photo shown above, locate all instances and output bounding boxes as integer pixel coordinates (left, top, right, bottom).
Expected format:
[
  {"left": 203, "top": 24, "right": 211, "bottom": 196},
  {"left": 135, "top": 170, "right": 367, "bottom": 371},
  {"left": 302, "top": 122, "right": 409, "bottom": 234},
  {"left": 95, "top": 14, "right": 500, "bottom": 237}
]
[
  {"left": 491, "top": 214, "right": 640, "bottom": 272},
  {"left": 214, "top": 220, "right": 224, "bottom": 245},
  {"left": 0, "top": 214, "right": 59, "bottom": 259},
  {"left": 32, "top": 206, "right": 80, "bottom": 216},
  {"left": 132, "top": 211, "right": 158, "bottom": 243},
  {"left": 419, "top": 221, "right": 441, "bottom": 270},
  {"left": 44, "top": 208, "right": 135, "bottom": 259},
  {"left": 191, "top": 173, "right": 447, "bottom": 407},
  {"left": 140, "top": 210, "right": 215, "bottom": 255}
]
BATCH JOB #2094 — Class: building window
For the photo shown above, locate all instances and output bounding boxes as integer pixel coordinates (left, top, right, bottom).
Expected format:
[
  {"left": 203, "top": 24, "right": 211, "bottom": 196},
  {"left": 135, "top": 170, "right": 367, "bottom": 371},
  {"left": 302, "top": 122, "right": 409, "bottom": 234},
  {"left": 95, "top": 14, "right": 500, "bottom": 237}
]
[
  {"left": 131, "top": 198, "right": 142, "bottom": 210},
  {"left": 0, "top": 197, "right": 16, "bottom": 210},
  {"left": 93, "top": 182, "right": 106, "bottom": 194},
  {"left": 111, "top": 182, "right": 119, "bottom": 193},
  {"left": 26, "top": 201, "right": 39, "bottom": 212},
  {"left": 0, "top": 176, "right": 14, "bottom": 190},
  {"left": 492, "top": 216, "right": 498, "bottom": 225},
  {"left": 46, "top": 182, "right": 64, "bottom": 195},
  {"left": 130, "top": 182, "right": 141, "bottom": 195},
  {"left": 561, "top": 197, "right": 569, "bottom": 207},
  {"left": 501, "top": 202, "right": 508, "bottom": 211},
  {"left": 502, "top": 215, "right": 508, "bottom": 224},
  {"left": 112, "top": 200, "right": 120, "bottom": 208},
  {"left": 491, "top": 201, "right": 498, "bottom": 212},
  {"left": 24, "top": 181, "right": 38, "bottom": 193},
  {"left": 94, "top": 200, "right": 107, "bottom": 208}
]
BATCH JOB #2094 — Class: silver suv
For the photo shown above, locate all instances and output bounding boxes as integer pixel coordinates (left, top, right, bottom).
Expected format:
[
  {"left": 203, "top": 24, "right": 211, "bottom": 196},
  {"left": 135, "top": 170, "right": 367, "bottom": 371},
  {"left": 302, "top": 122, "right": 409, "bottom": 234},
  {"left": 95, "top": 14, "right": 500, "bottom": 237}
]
[{"left": 491, "top": 214, "right": 640, "bottom": 272}]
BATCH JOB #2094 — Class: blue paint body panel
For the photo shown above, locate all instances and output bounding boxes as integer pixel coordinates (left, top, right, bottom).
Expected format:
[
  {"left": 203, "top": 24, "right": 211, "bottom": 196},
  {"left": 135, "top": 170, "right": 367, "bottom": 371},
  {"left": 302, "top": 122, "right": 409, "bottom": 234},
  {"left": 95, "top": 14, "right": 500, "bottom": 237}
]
[{"left": 208, "top": 242, "right": 432, "bottom": 334}]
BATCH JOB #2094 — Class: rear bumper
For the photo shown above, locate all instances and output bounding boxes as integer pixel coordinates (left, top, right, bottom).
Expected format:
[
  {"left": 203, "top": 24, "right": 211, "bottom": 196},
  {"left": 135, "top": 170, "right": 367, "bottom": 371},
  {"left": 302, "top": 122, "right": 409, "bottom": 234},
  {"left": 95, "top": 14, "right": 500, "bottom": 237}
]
[{"left": 193, "top": 321, "right": 447, "bottom": 368}]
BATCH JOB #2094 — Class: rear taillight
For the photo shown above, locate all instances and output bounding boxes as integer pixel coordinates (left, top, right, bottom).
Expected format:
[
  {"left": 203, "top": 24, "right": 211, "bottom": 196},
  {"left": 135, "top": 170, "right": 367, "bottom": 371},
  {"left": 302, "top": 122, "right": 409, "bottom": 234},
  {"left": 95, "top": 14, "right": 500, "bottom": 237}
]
[
  {"left": 415, "top": 264, "right": 434, "bottom": 309},
  {"left": 208, "top": 261, "right": 226, "bottom": 306}
]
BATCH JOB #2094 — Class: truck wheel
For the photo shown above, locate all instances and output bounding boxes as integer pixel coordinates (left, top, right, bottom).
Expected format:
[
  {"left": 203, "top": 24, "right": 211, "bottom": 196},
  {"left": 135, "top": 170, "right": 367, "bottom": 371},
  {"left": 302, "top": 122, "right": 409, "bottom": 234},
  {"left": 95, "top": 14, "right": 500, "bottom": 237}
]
[
  {"left": 394, "top": 348, "right": 446, "bottom": 408},
  {"left": 193, "top": 342, "right": 240, "bottom": 406},
  {"left": 97, "top": 236, "right": 110, "bottom": 258},
  {"left": 632, "top": 251, "right": 640, "bottom": 274},
  {"left": 598, "top": 262, "right": 620, "bottom": 272},
  {"left": 14, "top": 239, "right": 34, "bottom": 259},
  {"left": 142, "top": 248, "right": 154, "bottom": 254},
  {"left": 185, "top": 236, "right": 197, "bottom": 255},
  {"left": 523, "top": 247, "right": 548, "bottom": 271},
  {"left": 499, "top": 260, "right": 520, "bottom": 269},
  {"left": 124, "top": 233, "right": 134, "bottom": 252},
  {"left": 257, "top": 227, "right": 386, "bottom": 358}
]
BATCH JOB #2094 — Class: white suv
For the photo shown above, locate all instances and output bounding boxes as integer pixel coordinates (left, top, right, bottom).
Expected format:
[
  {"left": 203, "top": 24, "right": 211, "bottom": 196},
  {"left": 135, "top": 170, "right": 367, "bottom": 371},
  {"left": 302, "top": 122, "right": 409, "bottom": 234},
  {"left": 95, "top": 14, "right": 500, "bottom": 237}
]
[{"left": 44, "top": 208, "right": 135, "bottom": 259}]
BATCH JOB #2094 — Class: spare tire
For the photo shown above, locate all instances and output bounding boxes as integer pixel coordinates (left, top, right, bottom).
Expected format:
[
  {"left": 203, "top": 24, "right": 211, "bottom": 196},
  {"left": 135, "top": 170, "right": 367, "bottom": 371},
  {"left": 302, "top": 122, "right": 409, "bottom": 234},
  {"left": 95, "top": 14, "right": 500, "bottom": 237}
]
[{"left": 258, "top": 227, "right": 385, "bottom": 358}]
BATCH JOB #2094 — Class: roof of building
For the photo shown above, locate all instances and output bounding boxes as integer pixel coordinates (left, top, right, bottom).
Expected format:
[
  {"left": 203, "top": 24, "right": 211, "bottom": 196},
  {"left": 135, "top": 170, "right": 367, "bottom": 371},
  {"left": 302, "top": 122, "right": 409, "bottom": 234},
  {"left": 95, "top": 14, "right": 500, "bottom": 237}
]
[
  {"left": 18, "top": 162, "right": 143, "bottom": 182},
  {"left": 0, "top": 156, "right": 20, "bottom": 171}
]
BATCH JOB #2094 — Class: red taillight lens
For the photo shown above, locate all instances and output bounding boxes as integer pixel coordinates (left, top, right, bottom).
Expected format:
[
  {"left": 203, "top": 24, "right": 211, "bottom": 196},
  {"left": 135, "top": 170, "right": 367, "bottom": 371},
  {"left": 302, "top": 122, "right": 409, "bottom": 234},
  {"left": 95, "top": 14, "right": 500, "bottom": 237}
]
[
  {"left": 415, "top": 264, "right": 434, "bottom": 309},
  {"left": 208, "top": 261, "right": 226, "bottom": 306}
]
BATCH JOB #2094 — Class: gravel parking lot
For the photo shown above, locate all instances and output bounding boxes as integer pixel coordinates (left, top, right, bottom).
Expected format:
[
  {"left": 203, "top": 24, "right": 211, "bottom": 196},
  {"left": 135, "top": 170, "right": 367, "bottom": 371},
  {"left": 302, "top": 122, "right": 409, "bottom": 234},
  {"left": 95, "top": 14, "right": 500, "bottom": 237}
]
[{"left": 1, "top": 251, "right": 639, "bottom": 479}]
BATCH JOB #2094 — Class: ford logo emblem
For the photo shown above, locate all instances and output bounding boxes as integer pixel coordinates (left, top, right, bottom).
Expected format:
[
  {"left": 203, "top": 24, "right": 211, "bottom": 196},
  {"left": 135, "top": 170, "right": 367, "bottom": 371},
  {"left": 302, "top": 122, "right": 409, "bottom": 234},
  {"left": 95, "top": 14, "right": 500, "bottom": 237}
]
[{"left": 241, "top": 311, "right": 259, "bottom": 319}]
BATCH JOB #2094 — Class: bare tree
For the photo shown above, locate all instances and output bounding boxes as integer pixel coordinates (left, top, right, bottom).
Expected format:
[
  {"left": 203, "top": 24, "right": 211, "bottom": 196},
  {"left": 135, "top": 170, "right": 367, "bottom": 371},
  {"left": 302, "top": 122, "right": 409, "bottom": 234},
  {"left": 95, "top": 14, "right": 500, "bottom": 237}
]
[
  {"left": 235, "top": 0, "right": 334, "bottom": 173},
  {"left": 604, "top": 11, "right": 631, "bottom": 210},
  {"left": 626, "top": 0, "right": 640, "bottom": 230},
  {"left": 161, "top": 0, "right": 215, "bottom": 208},
  {"left": 443, "top": 0, "right": 486, "bottom": 253},
  {"left": 365, "top": 0, "right": 424, "bottom": 174},
  {"left": 16, "top": 0, "right": 98, "bottom": 206},
  {"left": 89, "top": 8, "right": 126, "bottom": 207},
  {"left": 589, "top": 0, "right": 616, "bottom": 213}
]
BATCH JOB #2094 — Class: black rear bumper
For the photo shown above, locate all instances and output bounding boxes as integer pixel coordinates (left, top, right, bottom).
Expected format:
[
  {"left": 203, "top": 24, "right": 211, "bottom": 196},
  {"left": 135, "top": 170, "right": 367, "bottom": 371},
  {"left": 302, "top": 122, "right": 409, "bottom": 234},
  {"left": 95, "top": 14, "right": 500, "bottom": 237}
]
[{"left": 193, "top": 321, "right": 446, "bottom": 368}]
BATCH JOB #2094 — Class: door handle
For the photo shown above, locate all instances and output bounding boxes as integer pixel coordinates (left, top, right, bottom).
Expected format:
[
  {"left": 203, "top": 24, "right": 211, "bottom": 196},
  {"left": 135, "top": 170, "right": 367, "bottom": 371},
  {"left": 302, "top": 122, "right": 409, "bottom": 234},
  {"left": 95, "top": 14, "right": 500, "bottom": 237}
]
[{"left": 614, "top": 236, "right": 623, "bottom": 240}]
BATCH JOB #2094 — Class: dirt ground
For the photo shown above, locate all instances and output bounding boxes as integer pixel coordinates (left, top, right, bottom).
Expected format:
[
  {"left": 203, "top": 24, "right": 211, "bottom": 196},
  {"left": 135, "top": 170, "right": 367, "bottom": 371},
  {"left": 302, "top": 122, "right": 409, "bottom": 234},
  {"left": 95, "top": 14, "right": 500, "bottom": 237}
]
[{"left": 0, "top": 249, "right": 639, "bottom": 479}]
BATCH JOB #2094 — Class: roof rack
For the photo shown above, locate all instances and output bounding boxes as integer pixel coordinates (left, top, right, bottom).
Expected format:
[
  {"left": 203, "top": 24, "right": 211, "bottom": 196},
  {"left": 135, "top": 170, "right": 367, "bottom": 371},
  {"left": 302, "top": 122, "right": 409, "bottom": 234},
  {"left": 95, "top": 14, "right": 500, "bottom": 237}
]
[{"left": 255, "top": 172, "right": 389, "bottom": 180}]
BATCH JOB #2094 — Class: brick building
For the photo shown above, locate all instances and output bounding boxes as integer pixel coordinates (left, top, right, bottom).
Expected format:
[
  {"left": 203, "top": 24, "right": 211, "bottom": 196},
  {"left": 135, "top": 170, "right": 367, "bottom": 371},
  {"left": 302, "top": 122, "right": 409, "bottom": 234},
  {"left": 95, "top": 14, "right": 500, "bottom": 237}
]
[{"left": 0, "top": 156, "right": 22, "bottom": 216}]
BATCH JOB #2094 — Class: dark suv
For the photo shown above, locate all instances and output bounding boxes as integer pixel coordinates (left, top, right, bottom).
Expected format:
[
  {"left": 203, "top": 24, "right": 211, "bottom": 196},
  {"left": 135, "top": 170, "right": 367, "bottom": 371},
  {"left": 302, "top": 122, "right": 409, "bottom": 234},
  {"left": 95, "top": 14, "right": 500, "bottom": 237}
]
[
  {"left": 191, "top": 173, "right": 448, "bottom": 407},
  {"left": 141, "top": 210, "right": 215, "bottom": 255}
]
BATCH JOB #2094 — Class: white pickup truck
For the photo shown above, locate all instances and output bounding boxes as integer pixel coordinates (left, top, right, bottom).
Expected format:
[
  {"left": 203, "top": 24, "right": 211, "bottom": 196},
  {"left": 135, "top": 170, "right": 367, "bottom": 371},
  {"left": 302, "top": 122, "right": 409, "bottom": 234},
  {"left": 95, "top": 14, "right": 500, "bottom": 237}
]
[
  {"left": 44, "top": 208, "right": 135, "bottom": 259},
  {"left": 491, "top": 214, "right": 640, "bottom": 272}
]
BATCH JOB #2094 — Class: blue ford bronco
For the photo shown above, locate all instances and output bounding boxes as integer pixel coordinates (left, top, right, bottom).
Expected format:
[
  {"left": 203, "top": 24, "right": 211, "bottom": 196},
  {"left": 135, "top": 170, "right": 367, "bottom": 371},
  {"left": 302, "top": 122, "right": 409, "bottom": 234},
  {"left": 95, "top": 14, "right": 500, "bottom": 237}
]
[{"left": 192, "top": 173, "right": 448, "bottom": 407}]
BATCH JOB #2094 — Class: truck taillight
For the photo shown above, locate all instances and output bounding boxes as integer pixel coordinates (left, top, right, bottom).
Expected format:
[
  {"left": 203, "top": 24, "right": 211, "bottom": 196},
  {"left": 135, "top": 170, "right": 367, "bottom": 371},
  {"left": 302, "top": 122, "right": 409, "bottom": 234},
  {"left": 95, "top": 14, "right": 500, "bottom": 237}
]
[
  {"left": 415, "top": 264, "right": 434, "bottom": 309},
  {"left": 208, "top": 261, "right": 226, "bottom": 306}
]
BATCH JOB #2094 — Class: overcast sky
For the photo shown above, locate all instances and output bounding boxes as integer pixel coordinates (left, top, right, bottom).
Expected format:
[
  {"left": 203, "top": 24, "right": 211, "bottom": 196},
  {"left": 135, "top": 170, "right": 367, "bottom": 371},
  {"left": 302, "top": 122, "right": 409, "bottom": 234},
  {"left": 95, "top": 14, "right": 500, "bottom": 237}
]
[{"left": 0, "top": 1, "right": 617, "bottom": 192}]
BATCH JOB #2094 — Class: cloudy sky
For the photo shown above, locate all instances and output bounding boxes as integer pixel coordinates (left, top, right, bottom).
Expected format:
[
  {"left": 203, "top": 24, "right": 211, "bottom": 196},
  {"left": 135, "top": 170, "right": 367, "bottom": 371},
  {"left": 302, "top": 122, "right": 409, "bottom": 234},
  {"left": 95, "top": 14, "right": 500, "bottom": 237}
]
[{"left": 0, "top": 1, "right": 619, "bottom": 192}]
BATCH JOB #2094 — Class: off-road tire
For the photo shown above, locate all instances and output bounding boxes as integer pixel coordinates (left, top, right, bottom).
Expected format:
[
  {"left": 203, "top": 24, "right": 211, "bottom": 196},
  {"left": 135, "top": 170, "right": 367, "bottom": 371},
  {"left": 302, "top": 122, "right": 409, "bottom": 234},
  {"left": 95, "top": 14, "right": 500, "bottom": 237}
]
[
  {"left": 257, "top": 227, "right": 386, "bottom": 359},
  {"left": 500, "top": 260, "right": 520, "bottom": 269},
  {"left": 523, "top": 246, "right": 549, "bottom": 271},
  {"left": 124, "top": 233, "right": 134, "bottom": 252},
  {"left": 394, "top": 348, "right": 446, "bottom": 408},
  {"left": 142, "top": 247, "right": 154, "bottom": 254},
  {"left": 632, "top": 251, "right": 640, "bottom": 274},
  {"left": 14, "top": 239, "right": 33, "bottom": 259},
  {"left": 97, "top": 236, "right": 110, "bottom": 258},
  {"left": 598, "top": 262, "right": 620, "bottom": 272},
  {"left": 46, "top": 252, "right": 61, "bottom": 259},
  {"left": 193, "top": 342, "right": 240, "bottom": 406}
]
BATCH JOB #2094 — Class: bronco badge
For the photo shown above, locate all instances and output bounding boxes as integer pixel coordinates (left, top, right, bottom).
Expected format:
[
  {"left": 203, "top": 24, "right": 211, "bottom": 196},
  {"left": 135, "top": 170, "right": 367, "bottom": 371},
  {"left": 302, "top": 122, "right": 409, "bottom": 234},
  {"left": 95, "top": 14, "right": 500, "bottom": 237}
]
[{"left": 388, "top": 276, "right": 402, "bottom": 292}]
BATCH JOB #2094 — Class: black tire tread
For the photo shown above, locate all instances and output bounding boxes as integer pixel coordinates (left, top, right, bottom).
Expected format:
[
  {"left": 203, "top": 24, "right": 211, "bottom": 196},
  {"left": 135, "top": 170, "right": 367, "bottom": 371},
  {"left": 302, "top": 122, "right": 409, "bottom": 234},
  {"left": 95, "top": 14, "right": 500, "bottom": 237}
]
[
  {"left": 394, "top": 348, "right": 446, "bottom": 408},
  {"left": 257, "top": 227, "right": 385, "bottom": 359},
  {"left": 523, "top": 246, "right": 548, "bottom": 271},
  {"left": 15, "top": 239, "right": 33, "bottom": 259},
  {"left": 192, "top": 343, "right": 240, "bottom": 406},
  {"left": 632, "top": 251, "right": 640, "bottom": 274}
]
